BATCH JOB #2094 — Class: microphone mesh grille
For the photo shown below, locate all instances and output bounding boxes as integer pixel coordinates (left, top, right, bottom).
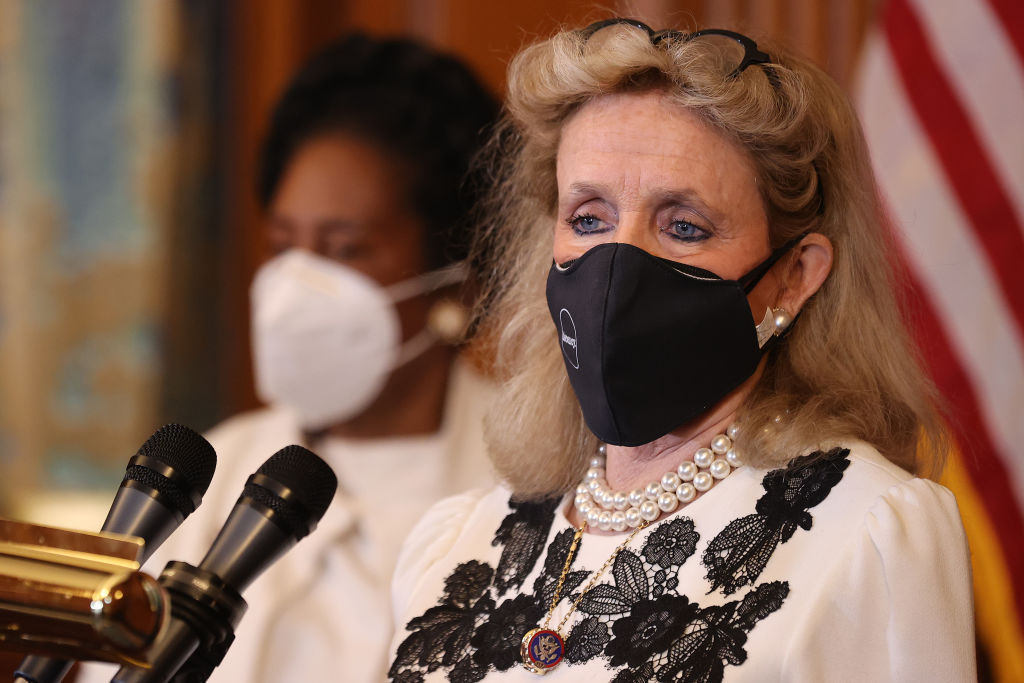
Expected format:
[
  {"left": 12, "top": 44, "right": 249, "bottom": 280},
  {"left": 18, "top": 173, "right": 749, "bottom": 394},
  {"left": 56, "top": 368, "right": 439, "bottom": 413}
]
[
  {"left": 136, "top": 424, "right": 217, "bottom": 496},
  {"left": 124, "top": 464, "right": 196, "bottom": 515},
  {"left": 255, "top": 445, "right": 338, "bottom": 526},
  {"left": 242, "top": 481, "right": 311, "bottom": 539}
]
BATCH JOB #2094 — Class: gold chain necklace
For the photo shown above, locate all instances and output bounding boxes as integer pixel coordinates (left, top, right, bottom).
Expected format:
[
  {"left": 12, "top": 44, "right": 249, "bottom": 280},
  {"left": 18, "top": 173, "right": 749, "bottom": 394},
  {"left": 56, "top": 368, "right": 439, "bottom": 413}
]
[{"left": 519, "top": 520, "right": 649, "bottom": 674}]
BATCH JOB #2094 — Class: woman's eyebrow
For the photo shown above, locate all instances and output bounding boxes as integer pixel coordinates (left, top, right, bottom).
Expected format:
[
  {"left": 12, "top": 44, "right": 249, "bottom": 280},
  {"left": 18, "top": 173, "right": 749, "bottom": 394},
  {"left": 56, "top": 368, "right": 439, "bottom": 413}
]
[
  {"left": 558, "top": 185, "right": 727, "bottom": 229},
  {"left": 563, "top": 181, "right": 609, "bottom": 199},
  {"left": 653, "top": 189, "right": 725, "bottom": 226},
  {"left": 317, "top": 218, "right": 361, "bottom": 232},
  {"left": 558, "top": 183, "right": 614, "bottom": 215}
]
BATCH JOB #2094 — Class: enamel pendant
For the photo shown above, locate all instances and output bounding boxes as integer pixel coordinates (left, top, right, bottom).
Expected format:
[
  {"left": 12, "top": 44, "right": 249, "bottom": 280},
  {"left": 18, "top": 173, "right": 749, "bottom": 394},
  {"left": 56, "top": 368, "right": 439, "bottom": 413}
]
[{"left": 520, "top": 627, "right": 565, "bottom": 674}]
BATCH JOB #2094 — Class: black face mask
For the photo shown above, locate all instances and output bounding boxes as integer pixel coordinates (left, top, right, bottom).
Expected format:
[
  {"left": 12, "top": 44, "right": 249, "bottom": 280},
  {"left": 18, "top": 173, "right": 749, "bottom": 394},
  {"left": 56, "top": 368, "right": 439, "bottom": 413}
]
[{"left": 545, "top": 240, "right": 798, "bottom": 447}]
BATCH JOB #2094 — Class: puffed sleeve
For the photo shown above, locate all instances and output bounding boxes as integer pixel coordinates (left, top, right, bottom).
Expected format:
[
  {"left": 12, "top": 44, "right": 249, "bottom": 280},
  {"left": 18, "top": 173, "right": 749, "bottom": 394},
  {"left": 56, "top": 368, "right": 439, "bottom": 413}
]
[
  {"left": 782, "top": 478, "right": 975, "bottom": 682},
  {"left": 391, "top": 488, "right": 487, "bottom": 624}
]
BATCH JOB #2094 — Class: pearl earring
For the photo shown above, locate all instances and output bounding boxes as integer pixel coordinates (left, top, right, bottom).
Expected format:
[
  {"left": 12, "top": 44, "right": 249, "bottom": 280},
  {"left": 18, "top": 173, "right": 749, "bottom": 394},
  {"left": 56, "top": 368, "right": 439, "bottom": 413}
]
[
  {"left": 427, "top": 298, "right": 468, "bottom": 343},
  {"left": 772, "top": 308, "right": 793, "bottom": 336}
]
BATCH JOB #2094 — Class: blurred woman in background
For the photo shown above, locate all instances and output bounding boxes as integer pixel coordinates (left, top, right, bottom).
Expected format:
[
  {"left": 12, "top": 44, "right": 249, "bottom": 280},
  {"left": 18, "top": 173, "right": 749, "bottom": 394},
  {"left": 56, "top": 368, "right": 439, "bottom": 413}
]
[
  {"left": 207, "top": 33, "right": 498, "bottom": 682},
  {"left": 83, "top": 32, "right": 498, "bottom": 683}
]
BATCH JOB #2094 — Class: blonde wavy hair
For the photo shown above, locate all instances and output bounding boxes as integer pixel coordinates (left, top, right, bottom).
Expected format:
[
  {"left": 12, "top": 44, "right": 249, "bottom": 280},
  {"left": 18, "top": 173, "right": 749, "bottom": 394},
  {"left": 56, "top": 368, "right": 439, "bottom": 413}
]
[{"left": 471, "top": 21, "right": 947, "bottom": 498}]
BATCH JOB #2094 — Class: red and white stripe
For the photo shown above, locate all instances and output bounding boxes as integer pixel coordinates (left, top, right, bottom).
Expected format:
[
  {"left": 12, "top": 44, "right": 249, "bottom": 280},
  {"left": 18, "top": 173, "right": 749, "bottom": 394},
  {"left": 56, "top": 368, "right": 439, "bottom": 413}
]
[{"left": 855, "top": 0, "right": 1024, "bottom": 613}]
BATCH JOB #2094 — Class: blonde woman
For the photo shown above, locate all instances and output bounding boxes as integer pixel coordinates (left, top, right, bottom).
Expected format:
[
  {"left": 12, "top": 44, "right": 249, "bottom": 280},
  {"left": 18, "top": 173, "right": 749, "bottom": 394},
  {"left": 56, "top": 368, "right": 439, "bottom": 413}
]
[{"left": 387, "top": 19, "right": 974, "bottom": 682}]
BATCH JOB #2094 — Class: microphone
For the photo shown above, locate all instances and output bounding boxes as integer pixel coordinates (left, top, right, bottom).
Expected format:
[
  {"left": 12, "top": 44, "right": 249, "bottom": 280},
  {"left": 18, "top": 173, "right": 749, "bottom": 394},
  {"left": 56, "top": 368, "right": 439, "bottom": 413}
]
[
  {"left": 99, "top": 424, "right": 219, "bottom": 563},
  {"left": 112, "top": 445, "right": 338, "bottom": 683},
  {"left": 15, "top": 424, "right": 217, "bottom": 683}
]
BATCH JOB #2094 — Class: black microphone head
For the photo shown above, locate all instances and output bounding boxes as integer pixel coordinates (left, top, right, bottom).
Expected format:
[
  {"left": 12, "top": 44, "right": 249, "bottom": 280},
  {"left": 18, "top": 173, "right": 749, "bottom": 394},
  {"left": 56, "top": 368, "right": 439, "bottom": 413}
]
[
  {"left": 242, "top": 445, "right": 337, "bottom": 539},
  {"left": 124, "top": 424, "right": 217, "bottom": 516}
]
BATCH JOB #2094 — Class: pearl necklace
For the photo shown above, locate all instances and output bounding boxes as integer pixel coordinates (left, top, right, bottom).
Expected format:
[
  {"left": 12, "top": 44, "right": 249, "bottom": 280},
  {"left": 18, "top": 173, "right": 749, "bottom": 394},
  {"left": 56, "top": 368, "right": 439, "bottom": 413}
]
[{"left": 574, "top": 424, "right": 743, "bottom": 531}]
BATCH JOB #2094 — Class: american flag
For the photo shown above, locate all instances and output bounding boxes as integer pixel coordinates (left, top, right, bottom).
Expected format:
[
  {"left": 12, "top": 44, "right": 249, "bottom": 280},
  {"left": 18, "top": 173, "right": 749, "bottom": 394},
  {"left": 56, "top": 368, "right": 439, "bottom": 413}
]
[{"left": 855, "top": 0, "right": 1024, "bottom": 679}]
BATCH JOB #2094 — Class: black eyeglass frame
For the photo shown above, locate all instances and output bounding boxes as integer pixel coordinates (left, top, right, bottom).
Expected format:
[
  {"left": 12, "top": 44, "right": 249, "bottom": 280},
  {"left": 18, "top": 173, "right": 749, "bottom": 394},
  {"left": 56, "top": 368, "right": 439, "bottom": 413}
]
[{"left": 579, "top": 18, "right": 780, "bottom": 87}]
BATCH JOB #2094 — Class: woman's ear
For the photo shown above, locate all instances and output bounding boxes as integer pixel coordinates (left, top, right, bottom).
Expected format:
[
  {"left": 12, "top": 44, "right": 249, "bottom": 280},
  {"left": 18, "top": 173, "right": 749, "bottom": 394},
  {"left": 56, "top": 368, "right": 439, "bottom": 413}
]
[{"left": 776, "top": 232, "right": 833, "bottom": 315}]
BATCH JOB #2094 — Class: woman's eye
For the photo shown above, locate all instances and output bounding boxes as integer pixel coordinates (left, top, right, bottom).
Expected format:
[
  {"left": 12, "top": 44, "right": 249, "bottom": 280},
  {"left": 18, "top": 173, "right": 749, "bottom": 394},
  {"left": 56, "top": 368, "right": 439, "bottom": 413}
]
[
  {"left": 567, "top": 214, "right": 611, "bottom": 236},
  {"left": 326, "top": 243, "right": 367, "bottom": 261},
  {"left": 662, "top": 219, "right": 710, "bottom": 243}
]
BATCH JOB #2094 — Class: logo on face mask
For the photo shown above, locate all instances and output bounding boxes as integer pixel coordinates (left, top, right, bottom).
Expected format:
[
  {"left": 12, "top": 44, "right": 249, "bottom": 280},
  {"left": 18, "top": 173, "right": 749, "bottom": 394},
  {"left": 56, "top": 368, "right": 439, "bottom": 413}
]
[{"left": 559, "top": 308, "right": 579, "bottom": 370}]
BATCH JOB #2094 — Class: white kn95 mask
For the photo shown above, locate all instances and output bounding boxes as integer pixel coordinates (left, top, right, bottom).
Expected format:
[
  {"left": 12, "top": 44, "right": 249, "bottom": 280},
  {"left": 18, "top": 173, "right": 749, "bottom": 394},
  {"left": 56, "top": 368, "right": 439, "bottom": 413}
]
[{"left": 250, "top": 249, "right": 466, "bottom": 430}]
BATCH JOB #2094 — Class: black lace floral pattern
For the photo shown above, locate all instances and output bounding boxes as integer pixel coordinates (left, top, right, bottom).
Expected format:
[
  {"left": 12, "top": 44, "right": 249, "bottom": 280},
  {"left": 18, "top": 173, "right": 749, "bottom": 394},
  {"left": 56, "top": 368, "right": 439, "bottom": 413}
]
[
  {"left": 469, "top": 594, "right": 544, "bottom": 671},
  {"left": 605, "top": 581, "right": 790, "bottom": 682},
  {"left": 443, "top": 561, "right": 493, "bottom": 608},
  {"left": 390, "top": 449, "right": 850, "bottom": 682},
  {"left": 606, "top": 593, "right": 700, "bottom": 668},
  {"left": 491, "top": 497, "right": 560, "bottom": 592},
  {"left": 644, "top": 518, "right": 699, "bottom": 568},
  {"left": 703, "top": 447, "right": 851, "bottom": 595},
  {"left": 564, "top": 616, "right": 610, "bottom": 663},
  {"left": 391, "top": 672, "right": 425, "bottom": 683},
  {"left": 388, "top": 498, "right": 560, "bottom": 681},
  {"left": 533, "top": 527, "right": 590, "bottom": 609},
  {"left": 565, "top": 524, "right": 790, "bottom": 681}
]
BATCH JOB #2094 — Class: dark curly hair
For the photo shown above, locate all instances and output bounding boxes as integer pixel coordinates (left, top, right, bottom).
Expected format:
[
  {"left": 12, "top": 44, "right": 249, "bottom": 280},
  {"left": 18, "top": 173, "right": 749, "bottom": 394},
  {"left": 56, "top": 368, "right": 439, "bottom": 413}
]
[{"left": 257, "top": 33, "right": 499, "bottom": 268}]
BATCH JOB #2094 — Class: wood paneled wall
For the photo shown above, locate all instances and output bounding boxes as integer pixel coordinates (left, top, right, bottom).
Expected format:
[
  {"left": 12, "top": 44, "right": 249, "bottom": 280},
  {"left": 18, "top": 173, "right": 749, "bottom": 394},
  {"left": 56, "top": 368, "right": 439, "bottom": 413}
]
[{"left": 218, "top": 0, "right": 879, "bottom": 415}]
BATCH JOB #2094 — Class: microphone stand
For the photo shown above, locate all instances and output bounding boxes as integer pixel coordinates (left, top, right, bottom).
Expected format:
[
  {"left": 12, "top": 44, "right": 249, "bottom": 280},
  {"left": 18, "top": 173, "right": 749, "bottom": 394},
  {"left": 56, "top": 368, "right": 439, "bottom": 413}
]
[{"left": 144, "top": 562, "right": 246, "bottom": 683}]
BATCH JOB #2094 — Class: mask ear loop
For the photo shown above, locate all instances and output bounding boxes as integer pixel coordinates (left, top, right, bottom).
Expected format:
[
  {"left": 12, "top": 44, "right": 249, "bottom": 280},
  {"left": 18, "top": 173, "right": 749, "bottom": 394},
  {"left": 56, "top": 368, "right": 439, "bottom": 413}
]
[
  {"left": 384, "top": 261, "right": 468, "bottom": 302},
  {"left": 385, "top": 261, "right": 470, "bottom": 367},
  {"left": 737, "top": 232, "right": 808, "bottom": 294},
  {"left": 740, "top": 233, "right": 808, "bottom": 349}
]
